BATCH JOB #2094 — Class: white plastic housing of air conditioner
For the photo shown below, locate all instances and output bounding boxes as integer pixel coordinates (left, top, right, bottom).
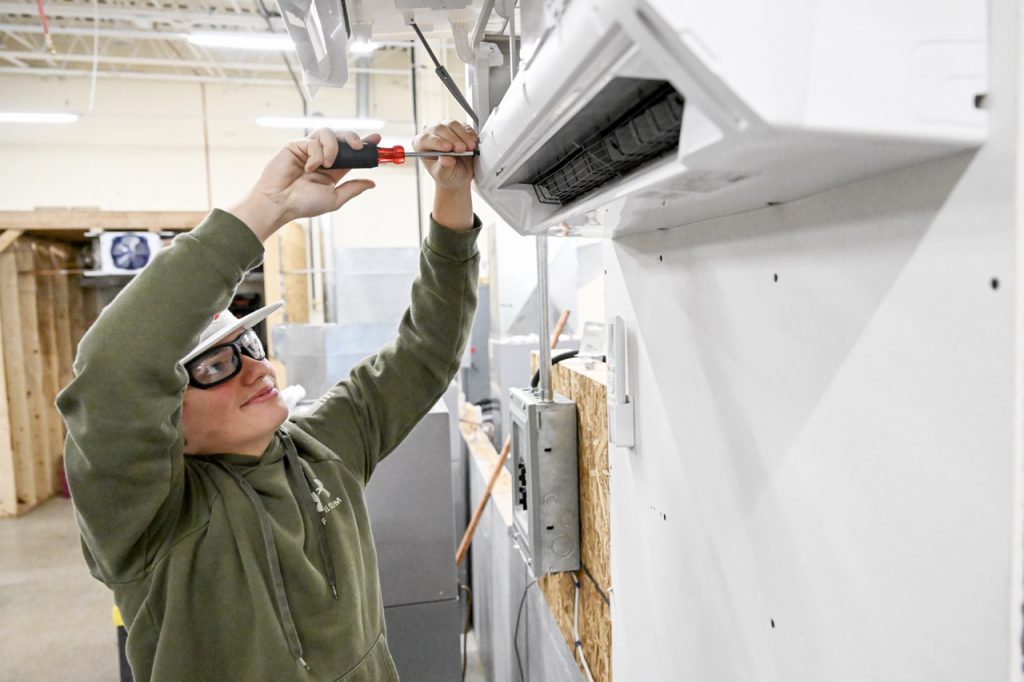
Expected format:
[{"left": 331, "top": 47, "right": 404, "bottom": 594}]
[{"left": 472, "top": 0, "right": 987, "bottom": 238}]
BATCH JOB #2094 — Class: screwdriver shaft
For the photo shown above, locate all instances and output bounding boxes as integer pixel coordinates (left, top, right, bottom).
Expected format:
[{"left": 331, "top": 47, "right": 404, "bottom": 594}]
[{"left": 404, "top": 150, "right": 478, "bottom": 157}]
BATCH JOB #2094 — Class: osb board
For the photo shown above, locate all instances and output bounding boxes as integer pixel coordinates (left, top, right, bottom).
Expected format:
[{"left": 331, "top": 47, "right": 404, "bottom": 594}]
[{"left": 534, "top": 357, "right": 612, "bottom": 682}]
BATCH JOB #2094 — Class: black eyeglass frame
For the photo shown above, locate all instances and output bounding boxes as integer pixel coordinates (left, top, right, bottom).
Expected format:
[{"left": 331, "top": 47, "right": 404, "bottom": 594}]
[{"left": 185, "top": 329, "right": 266, "bottom": 389}]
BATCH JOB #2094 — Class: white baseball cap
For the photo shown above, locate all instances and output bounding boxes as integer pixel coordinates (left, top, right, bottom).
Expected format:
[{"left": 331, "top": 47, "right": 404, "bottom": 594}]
[{"left": 182, "top": 301, "right": 285, "bottom": 364}]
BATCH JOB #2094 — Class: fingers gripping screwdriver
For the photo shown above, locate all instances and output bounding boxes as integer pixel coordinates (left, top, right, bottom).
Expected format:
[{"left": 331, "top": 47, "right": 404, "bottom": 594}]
[{"left": 327, "top": 143, "right": 478, "bottom": 169}]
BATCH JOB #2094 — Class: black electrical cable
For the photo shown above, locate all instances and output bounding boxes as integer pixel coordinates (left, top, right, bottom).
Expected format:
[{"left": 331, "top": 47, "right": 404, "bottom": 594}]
[
  {"left": 530, "top": 350, "right": 589, "bottom": 389},
  {"left": 460, "top": 583, "right": 473, "bottom": 681},
  {"left": 409, "top": 20, "right": 479, "bottom": 126},
  {"left": 580, "top": 561, "right": 611, "bottom": 607},
  {"left": 513, "top": 578, "right": 539, "bottom": 680},
  {"left": 339, "top": 0, "right": 351, "bottom": 38}
]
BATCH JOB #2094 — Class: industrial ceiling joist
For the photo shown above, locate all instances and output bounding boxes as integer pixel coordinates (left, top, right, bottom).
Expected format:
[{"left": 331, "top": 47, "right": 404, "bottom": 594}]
[{"left": 0, "top": 0, "right": 501, "bottom": 87}]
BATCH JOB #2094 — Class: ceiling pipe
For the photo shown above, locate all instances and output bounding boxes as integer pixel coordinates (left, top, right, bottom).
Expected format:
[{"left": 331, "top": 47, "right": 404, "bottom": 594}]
[
  {"left": 0, "top": 51, "right": 410, "bottom": 75},
  {"left": 0, "top": 2, "right": 275, "bottom": 29}
]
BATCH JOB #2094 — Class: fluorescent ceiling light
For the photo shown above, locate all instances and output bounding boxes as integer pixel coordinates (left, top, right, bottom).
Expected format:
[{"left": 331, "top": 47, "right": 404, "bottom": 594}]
[
  {"left": 254, "top": 116, "right": 386, "bottom": 130},
  {"left": 0, "top": 112, "right": 78, "bottom": 124},
  {"left": 187, "top": 33, "right": 294, "bottom": 51},
  {"left": 349, "top": 40, "right": 379, "bottom": 55}
]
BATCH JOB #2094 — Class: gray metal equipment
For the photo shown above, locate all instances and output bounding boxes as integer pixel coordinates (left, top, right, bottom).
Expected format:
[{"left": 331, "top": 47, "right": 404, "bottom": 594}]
[
  {"left": 364, "top": 399, "right": 462, "bottom": 681},
  {"left": 508, "top": 387, "right": 580, "bottom": 575}
]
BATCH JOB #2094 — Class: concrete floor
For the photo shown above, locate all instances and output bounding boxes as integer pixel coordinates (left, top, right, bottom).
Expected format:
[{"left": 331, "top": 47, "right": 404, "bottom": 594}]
[
  {"left": 0, "top": 497, "right": 487, "bottom": 681},
  {"left": 0, "top": 498, "right": 116, "bottom": 681}
]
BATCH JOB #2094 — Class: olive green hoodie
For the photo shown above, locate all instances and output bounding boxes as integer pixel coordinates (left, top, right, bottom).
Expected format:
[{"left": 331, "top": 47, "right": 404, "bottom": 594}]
[{"left": 56, "top": 210, "right": 479, "bottom": 681}]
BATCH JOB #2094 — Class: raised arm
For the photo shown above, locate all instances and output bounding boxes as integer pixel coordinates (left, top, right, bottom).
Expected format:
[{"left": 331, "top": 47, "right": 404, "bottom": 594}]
[
  {"left": 57, "top": 129, "right": 378, "bottom": 582},
  {"left": 293, "top": 121, "right": 481, "bottom": 482}
]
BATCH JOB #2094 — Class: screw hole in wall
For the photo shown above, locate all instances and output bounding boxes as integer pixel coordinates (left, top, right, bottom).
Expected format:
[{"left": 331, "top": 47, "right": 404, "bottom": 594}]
[
  {"left": 991, "top": 277, "right": 1000, "bottom": 290},
  {"left": 771, "top": 619, "right": 775, "bottom": 629},
  {"left": 659, "top": 255, "right": 663, "bottom": 262},
  {"left": 974, "top": 93, "right": 987, "bottom": 109},
  {"left": 773, "top": 273, "right": 778, "bottom": 283}
]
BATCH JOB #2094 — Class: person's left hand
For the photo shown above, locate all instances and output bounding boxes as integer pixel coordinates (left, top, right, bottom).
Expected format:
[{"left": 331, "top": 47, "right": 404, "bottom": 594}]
[{"left": 413, "top": 120, "right": 477, "bottom": 191}]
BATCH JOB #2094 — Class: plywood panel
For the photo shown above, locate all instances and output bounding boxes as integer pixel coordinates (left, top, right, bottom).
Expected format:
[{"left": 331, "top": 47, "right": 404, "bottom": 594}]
[
  {"left": 0, "top": 237, "right": 98, "bottom": 515},
  {"left": 48, "top": 244, "right": 75, "bottom": 389},
  {"left": 262, "top": 224, "right": 288, "bottom": 385},
  {"left": 280, "top": 222, "right": 310, "bottom": 324},
  {"left": 0, "top": 210, "right": 206, "bottom": 231},
  {"left": 0, "top": 259, "right": 15, "bottom": 516},
  {"left": 32, "top": 241, "right": 64, "bottom": 492},
  {"left": 15, "top": 242, "right": 54, "bottom": 500},
  {"left": 0, "top": 249, "right": 35, "bottom": 510}
]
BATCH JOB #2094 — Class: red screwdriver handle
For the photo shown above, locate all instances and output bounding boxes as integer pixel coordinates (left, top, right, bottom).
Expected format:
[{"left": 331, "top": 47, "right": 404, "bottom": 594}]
[
  {"left": 375, "top": 145, "right": 407, "bottom": 165},
  {"left": 326, "top": 143, "right": 406, "bottom": 169}
]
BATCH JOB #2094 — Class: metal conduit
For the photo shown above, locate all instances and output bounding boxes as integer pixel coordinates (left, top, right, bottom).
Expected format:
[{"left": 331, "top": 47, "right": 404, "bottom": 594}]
[{"left": 536, "top": 233, "right": 552, "bottom": 402}]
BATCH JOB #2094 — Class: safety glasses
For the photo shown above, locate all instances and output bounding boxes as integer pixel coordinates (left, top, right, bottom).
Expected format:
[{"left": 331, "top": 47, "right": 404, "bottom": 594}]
[{"left": 185, "top": 329, "right": 266, "bottom": 389}]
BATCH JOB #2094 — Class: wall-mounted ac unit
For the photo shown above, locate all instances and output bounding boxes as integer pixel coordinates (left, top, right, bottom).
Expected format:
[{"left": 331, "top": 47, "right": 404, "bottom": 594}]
[
  {"left": 473, "top": 0, "right": 987, "bottom": 238},
  {"left": 83, "top": 231, "right": 163, "bottom": 277}
]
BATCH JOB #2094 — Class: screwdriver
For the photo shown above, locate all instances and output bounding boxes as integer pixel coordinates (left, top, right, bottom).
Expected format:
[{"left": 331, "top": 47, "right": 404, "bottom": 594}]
[{"left": 326, "top": 143, "right": 478, "bottom": 169}]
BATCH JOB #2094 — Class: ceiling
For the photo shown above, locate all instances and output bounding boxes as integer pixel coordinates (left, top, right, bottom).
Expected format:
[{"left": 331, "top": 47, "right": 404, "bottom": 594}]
[{"left": 0, "top": 0, "right": 503, "bottom": 87}]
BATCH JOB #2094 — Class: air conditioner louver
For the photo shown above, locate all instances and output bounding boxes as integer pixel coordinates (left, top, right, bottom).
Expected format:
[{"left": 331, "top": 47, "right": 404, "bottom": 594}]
[{"left": 528, "top": 81, "right": 684, "bottom": 206}]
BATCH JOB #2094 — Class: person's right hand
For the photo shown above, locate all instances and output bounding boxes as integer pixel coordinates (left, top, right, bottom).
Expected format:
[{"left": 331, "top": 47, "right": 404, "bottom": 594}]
[{"left": 228, "top": 128, "right": 378, "bottom": 241}]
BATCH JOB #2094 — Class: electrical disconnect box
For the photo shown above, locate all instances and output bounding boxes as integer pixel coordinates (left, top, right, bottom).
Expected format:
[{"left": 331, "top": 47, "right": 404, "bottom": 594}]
[{"left": 509, "top": 387, "right": 580, "bottom": 575}]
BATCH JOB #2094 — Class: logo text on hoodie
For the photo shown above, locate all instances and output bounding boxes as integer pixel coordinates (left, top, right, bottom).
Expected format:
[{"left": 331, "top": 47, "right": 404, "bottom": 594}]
[{"left": 311, "top": 478, "right": 343, "bottom": 522}]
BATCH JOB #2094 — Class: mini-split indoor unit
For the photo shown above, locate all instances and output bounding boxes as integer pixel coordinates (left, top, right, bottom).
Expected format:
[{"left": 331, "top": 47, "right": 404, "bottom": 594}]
[
  {"left": 83, "top": 231, "right": 163, "bottom": 277},
  {"left": 472, "top": 0, "right": 988, "bottom": 237}
]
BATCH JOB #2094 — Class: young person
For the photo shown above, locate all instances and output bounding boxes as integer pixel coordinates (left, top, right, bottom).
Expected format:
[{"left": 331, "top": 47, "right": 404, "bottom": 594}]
[{"left": 57, "top": 121, "right": 480, "bottom": 681}]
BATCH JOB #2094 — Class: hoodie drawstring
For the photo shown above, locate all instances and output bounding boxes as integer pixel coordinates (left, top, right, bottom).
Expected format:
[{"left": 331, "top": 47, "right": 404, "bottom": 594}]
[
  {"left": 280, "top": 432, "right": 340, "bottom": 601},
  {"left": 214, "top": 432, "right": 342, "bottom": 672},
  {"left": 214, "top": 460, "right": 310, "bottom": 672}
]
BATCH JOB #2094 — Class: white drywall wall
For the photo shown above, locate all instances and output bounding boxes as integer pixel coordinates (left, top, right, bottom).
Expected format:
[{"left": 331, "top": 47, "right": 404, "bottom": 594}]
[
  {"left": 0, "top": 46, "right": 487, "bottom": 251},
  {"left": 602, "top": 2, "right": 1021, "bottom": 679}
]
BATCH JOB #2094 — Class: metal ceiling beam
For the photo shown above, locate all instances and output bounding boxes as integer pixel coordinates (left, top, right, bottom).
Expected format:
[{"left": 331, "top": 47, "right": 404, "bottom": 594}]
[
  {"left": 0, "top": 64, "right": 293, "bottom": 86},
  {"left": 0, "top": 52, "right": 25, "bottom": 66},
  {"left": 0, "top": 3, "right": 278, "bottom": 30},
  {"left": 1, "top": 27, "right": 37, "bottom": 50},
  {"left": 0, "top": 22, "right": 188, "bottom": 41},
  {"left": 0, "top": 52, "right": 412, "bottom": 75},
  {"left": 0, "top": 48, "right": 281, "bottom": 73}
]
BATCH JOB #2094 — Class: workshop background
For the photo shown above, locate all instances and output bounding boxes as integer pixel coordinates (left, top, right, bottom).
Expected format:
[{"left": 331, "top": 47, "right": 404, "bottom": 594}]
[{"left": 1, "top": 1, "right": 1023, "bottom": 681}]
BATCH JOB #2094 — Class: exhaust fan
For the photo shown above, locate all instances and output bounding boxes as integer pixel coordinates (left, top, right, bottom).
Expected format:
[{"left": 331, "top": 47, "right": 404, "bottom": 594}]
[{"left": 83, "top": 232, "right": 163, "bottom": 277}]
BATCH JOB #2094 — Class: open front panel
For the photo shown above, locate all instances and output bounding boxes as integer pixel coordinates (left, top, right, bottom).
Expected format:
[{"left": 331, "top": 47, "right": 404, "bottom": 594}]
[{"left": 507, "top": 77, "right": 684, "bottom": 207}]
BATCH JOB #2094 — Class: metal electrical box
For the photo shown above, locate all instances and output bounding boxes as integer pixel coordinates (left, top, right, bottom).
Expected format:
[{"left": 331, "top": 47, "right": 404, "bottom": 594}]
[{"left": 509, "top": 387, "right": 580, "bottom": 575}]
